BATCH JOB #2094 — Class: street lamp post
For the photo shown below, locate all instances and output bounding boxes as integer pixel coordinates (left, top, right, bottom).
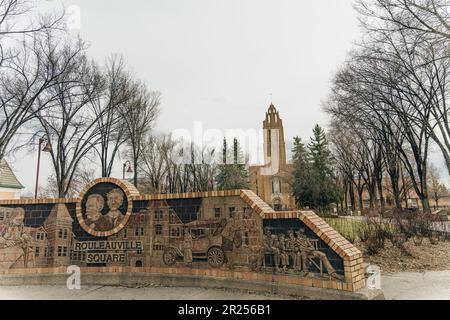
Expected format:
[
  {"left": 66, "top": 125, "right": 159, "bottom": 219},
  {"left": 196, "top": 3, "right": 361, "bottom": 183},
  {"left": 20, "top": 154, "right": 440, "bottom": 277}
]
[
  {"left": 34, "top": 137, "right": 52, "bottom": 199},
  {"left": 123, "top": 161, "right": 133, "bottom": 180}
]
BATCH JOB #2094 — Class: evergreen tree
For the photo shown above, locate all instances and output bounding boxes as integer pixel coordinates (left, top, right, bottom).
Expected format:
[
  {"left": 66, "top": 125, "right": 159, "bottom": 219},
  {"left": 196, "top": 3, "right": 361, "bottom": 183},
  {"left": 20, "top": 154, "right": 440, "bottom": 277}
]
[
  {"left": 292, "top": 136, "right": 314, "bottom": 208},
  {"left": 216, "top": 138, "right": 250, "bottom": 190},
  {"left": 309, "top": 125, "right": 334, "bottom": 179},
  {"left": 233, "top": 138, "right": 239, "bottom": 164},
  {"left": 292, "top": 125, "right": 339, "bottom": 211},
  {"left": 222, "top": 138, "right": 228, "bottom": 164}
]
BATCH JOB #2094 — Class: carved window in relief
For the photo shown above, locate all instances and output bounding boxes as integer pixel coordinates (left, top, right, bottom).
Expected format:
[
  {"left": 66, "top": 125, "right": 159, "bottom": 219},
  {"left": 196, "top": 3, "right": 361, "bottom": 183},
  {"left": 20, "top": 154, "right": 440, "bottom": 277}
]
[
  {"left": 169, "top": 212, "right": 181, "bottom": 224},
  {"left": 36, "top": 232, "right": 46, "bottom": 241},
  {"left": 170, "top": 227, "right": 181, "bottom": 238},
  {"left": 192, "top": 228, "right": 205, "bottom": 239},
  {"left": 243, "top": 207, "right": 252, "bottom": 219},
  {"left": 135, "top": 227, "right": 144, "bottom": 236},
  {"left": 155, "top": 210, "right": 164, "bottom": 221},
  {"left": 228, "top": 207, "right": 236, "bottom": 218}
]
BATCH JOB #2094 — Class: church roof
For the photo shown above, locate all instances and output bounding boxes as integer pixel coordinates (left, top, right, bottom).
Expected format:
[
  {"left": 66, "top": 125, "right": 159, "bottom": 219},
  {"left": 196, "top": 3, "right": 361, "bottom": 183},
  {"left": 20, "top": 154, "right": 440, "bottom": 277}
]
[{"left": 0, "top": 159, "right": 24, "bottom": 189}]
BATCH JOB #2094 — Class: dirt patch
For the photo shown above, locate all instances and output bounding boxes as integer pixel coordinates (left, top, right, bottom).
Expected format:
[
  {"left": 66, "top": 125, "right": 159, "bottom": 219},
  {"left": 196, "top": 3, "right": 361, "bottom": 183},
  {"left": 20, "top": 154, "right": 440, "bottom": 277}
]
[{"left": 356, "top": 239, "right": 450, "bottom": 274}]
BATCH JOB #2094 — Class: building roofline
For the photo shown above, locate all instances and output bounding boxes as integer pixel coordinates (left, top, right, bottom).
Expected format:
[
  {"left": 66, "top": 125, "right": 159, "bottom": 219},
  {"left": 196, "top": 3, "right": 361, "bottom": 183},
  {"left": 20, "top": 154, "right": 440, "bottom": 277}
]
[
  {"left": 0, "top": 160, "right": 24, "bottom": 189},
  {"left": 0, "top": 183, "right": 24, "bottom": 189}
]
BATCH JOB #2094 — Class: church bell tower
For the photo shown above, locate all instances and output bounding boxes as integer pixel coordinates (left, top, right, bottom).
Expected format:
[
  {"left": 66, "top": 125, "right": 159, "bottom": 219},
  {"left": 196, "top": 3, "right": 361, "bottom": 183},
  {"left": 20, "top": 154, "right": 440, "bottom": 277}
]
[
  {"left": 249, "top": 103, "right": 295, "bottom": 211},
  {"left": 261, "top": 104, "right": 287, "bottom": 175}
]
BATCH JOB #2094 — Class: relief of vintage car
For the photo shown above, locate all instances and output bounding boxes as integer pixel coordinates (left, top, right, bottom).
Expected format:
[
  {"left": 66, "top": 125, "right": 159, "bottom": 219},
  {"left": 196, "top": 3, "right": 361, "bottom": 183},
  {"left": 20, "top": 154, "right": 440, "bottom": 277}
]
[{"left": 162, "top": 219, "right": 227, "bottom": 268}]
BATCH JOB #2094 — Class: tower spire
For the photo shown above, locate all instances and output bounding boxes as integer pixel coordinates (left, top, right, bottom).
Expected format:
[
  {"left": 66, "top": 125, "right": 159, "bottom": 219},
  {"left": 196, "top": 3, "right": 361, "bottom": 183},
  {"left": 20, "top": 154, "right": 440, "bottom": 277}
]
[{"left": 262, "top": 103, "right": 287, "bottom": 170}]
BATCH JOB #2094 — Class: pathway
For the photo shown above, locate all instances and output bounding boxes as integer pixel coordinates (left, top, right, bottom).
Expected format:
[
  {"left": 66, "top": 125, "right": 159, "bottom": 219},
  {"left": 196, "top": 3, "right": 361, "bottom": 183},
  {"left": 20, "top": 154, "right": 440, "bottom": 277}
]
[{"left": 1, "top": 270, "right": 450, "bottom": 300}]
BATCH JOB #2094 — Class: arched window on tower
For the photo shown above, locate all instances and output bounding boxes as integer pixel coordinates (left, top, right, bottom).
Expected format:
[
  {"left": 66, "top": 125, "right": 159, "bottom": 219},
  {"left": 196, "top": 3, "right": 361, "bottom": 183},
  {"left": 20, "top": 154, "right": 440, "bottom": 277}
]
[
  {"left": 272, "top": 177, "right": 281, "bottom": 194},
  {"left": 267, "top": 130, "right": 272, "bottom": 157}
]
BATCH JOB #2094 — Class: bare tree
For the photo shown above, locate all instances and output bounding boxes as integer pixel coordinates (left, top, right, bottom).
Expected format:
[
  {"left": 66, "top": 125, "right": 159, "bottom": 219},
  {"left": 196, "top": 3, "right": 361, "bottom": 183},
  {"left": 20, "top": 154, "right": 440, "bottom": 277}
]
[
  {"left": 90, "top": 55, "right": 132, "bottom": 177},
  {"left": 40, "top": 165, "right": 95, "bottom": 198},
  {"left": 138, "top": 134, "right": 218, "bottom": 194},
  {"left": 121, "top": 81, "right": 160, "bottom": 187},
  {"left": 328, "top": 44, "right": 435, "bottom": 210},
  {"left": 428, "top": 164, "right": 448, "bottom": 208},
  {"left": 0, "top": 0, "right": 64, "bottom": 37},
  {"left": 355, "top": 0, "right": 450, "bottom": 41},
  {"left": 187, "top": 142, "right": 217, "bottom": 192},
  {"left": 33, "top": 34, "right": 106, "bottom": 198},
  {"left": 0, "top": 1, "right": 64, "bottom": 159},
  {"left": 0, "top": 0, "right": 64, "bottom": 63},
  {"left": 357, "top": 0, "right": 450, "bottom": 176},
  {"left": 162, "top": 137, "right": 186, "bottom": 193},
  {"left": 329, "top": 125, "right": 365, "bottom": 211},
  {"left": 1, "top": 32, "right": 93, "bottom": 162},
  {"left": 139, "top": 134, "right": 175, "bottom": 193},
  {"left": 325, "top": 0, "right": 450, "bottom": 214}
]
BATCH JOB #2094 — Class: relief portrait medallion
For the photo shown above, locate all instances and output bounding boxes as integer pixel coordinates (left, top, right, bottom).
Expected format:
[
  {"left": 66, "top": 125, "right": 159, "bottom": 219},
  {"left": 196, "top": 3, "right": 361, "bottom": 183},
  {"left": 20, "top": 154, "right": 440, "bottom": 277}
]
[{"left": 76, "top": 178, "right": 137, "bottom": 237}]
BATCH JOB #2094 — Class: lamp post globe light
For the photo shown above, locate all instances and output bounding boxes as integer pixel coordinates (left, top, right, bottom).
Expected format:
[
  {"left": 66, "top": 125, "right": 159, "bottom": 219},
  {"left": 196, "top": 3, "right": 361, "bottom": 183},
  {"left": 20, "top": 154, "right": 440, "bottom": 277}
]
[
  {"left": 34, "top": 136, "right": 52, "bottom": 199},
  {"left": 123, "top": 161, "right": 133, "bottom": 180}
]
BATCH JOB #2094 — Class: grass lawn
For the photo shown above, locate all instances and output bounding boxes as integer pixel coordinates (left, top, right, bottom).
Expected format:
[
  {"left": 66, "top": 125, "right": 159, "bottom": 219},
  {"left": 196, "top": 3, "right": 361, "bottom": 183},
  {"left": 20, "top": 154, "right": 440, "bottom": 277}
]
[
  {"left": 324, "top": 218, "right": 365, "bottom": 243},
  {"left": 324, "top": 217, "right": 397, "bottom": 243}
]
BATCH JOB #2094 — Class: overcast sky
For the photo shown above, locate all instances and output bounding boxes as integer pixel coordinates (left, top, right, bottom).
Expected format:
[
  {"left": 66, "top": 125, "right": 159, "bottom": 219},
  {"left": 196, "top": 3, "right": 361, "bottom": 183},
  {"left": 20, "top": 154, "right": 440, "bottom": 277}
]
[{"left": 8, "top": 0, "right": 449, "bottom": 195}]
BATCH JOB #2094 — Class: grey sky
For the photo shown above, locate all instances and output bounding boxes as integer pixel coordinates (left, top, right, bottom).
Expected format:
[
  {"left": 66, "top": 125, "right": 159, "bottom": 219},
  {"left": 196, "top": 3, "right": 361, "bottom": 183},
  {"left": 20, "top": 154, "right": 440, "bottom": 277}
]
[{"left": 8, "top": 0, "right": 449, "bottom": 195}]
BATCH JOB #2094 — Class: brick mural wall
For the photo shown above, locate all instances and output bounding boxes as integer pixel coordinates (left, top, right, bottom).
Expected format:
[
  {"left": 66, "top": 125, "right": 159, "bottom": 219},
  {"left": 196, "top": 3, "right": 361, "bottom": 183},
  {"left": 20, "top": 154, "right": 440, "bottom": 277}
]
[{"left": 0, "top": 178, "right": 365, "bottom": 292}]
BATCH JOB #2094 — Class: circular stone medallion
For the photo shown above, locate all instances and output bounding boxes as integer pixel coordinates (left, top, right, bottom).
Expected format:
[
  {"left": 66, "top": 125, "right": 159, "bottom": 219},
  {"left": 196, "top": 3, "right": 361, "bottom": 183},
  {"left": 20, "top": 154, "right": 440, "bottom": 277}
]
[{"left": 76, "top": 178, "right": 135, "bottom": 237}]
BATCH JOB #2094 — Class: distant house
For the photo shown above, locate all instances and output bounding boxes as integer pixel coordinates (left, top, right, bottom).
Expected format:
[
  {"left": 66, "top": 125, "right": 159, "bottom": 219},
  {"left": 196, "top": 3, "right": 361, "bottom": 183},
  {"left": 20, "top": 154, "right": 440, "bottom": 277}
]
[{"left": 0, "top": 160, "right": 24, "bottom": 200}]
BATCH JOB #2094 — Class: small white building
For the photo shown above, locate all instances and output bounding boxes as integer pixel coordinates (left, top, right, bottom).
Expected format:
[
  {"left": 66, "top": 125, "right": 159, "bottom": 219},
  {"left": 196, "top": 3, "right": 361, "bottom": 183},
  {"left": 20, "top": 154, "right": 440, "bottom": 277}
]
[{"left": 0, "top": 159, "right": 24, "bottom": 200}]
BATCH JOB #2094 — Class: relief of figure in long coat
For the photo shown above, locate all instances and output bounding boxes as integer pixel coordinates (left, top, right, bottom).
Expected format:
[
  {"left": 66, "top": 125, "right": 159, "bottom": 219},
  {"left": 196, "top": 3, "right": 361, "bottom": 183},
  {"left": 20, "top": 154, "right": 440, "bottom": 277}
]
[{"left": 0, "top": 208, "right": 34, "bottom": 268}]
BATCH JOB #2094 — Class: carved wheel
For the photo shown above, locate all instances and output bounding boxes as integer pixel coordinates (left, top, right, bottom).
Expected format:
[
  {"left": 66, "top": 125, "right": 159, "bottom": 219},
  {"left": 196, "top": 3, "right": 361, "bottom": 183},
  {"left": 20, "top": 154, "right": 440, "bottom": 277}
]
[
  {"left": 163, "top": 248, "right": 178, "bottom": 266},
  {"left": 207, "top": 246, "right": 225, "bottom": 268}
]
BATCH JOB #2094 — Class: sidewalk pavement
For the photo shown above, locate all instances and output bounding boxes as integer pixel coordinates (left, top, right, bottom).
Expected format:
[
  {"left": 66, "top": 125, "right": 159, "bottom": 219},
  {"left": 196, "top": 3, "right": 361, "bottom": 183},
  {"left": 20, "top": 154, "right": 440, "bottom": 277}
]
[{"left": 1, "top": 270, "right": 450, "bottom": 300}]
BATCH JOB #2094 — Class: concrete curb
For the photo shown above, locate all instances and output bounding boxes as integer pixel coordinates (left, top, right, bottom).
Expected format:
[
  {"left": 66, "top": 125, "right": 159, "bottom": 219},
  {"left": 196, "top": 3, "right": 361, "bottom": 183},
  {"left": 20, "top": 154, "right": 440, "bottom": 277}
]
[{"left": 0, "top": 272, "right": 384, "bottom": 300}]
